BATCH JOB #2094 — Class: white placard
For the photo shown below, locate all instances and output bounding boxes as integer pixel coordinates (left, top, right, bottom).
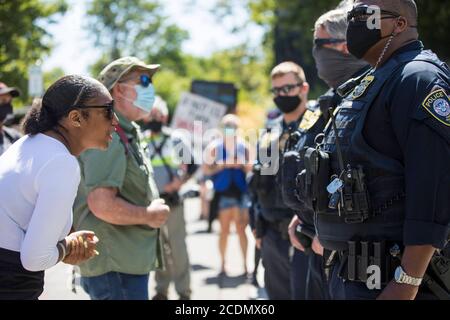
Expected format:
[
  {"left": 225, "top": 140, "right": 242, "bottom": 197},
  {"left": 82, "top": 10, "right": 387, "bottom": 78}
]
[{"left": 170, "top": 92, "right": 227, "bottom": 135}]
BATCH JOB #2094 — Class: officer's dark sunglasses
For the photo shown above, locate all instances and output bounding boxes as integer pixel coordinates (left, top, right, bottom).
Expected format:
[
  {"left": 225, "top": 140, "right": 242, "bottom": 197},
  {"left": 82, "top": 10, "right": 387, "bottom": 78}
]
[
  {"left": 347, "top": 5, "right": 400, "bottom": 22},
  {"left": 73, "top": 100, "right": 115, "bottom": 121},
  {"left": 314, "top": 38, "right": 346, "bottom": 47},
  {"left": 270, "top": 83, "right": 302, "bottom": 96}
]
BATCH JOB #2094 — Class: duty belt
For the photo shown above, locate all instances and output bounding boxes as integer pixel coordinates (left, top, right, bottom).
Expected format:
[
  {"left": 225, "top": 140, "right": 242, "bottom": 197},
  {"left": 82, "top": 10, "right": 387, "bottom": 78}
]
[{"left": 328, "top": 240, "right": 403, "bottom": 285}]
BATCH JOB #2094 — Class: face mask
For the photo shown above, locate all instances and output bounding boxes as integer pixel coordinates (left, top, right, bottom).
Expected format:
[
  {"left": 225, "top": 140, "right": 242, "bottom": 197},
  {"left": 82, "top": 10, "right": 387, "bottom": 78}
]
[
  {"left": 346, "top": 20, "right": 393, "bottom": 59},
  {"left": 274, "top": 95, "right": 302, "bottom": 114},
  {"left": 146, "top": 120, "right": 163, "bottom": 132},
  {"left": 313, "top": 46, "right": 369, "bottom": 89},
  {"left": 134, "top": 84, "right": 156, "bottom": 112},
  {"left": 0, "top": 102, "right": 13, "bottom": 123},
  {"left": 224, "top": 127, "right": 236, "bottom": 136},
  {"left": 121, "top": 83, "right": 156, "bottom": 112}
]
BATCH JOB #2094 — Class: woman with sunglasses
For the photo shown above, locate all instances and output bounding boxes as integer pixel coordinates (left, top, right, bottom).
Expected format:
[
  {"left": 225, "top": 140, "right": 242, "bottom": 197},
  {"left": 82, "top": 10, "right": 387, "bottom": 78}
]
[{"left": 0, "top": 75, "right": 117, "bottom": 299}]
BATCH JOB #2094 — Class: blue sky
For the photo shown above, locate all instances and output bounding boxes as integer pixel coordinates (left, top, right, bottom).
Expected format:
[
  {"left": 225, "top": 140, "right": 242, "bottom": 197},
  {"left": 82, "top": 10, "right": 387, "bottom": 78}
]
[{"left": 43, "top": 0, "right": 264, "bottom": 76}]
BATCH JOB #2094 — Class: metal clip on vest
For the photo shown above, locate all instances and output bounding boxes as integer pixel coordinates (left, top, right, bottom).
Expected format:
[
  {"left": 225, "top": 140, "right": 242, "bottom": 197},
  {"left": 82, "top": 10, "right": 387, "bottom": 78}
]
[{"left": 336, "top": 69, "right": 372, "bottom": 98}]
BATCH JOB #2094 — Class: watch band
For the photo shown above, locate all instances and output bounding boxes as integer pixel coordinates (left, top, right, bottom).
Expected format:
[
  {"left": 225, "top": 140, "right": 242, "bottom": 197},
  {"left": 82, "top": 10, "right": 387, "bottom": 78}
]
[{"left": 395, "top": 266, "right": 423, "bottom": 286}]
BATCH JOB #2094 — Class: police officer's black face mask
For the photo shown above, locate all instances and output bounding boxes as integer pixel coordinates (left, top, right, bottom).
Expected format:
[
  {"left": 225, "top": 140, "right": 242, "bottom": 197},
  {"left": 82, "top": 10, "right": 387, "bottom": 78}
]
[
  {"left": 346, "top": 20, "right": 395, "bottom": 59},
  {"left": 145, "top": 120, "right": 163, "bottom": 132},
  {"left": 274, "top": 95, "right": 302, "bottom": 114},
  {"left": 346, "top": 5, "right": 403, "bottom": 59},
  {"left": 0, "top": 102, "right": 13, "bottom": 123}
]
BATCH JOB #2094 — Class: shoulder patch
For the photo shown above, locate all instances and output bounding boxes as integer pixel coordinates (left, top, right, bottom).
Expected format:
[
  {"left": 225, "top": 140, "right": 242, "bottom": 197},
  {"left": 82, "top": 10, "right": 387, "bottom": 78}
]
[
  {"left": 299, "top": 109, "right": 322, "bottom": 131},
  {"left": 421, "top": 88, "right": 450, "bottom": 127}
]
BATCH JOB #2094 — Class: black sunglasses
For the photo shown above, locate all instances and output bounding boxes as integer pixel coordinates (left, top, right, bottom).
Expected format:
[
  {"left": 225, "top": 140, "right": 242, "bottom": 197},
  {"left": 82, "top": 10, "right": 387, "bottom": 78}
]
[
  {"left": 270, "top": 83, "right": 302, "bottom": 96},
  {"left": 314, "top": 38, "right": 346, "bottom": 47},
  {"left": 347, "top": 5, "right": 400, "bottom": 22},
  {"left": 72, "top": 101, "right": 115, "bottom": 120}
]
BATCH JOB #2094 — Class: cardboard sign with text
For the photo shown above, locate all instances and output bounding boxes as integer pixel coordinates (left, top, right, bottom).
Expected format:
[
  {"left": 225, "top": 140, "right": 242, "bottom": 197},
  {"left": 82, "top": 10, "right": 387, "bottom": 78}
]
[{"left": 171, "top": 92, "right": 227, "bottom": 142}]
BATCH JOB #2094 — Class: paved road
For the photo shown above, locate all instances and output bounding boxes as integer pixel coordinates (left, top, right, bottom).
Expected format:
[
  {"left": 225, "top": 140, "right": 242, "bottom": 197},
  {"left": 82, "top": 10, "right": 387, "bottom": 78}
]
[{"left": 40, "top": 198, "right": 267, "bottom": 300}]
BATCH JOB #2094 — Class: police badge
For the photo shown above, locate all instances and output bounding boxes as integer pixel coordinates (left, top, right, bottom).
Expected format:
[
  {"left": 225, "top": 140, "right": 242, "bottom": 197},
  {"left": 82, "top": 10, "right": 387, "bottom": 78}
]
[{"left": 350, "top": 75, "right": 375, "bottom": 100}]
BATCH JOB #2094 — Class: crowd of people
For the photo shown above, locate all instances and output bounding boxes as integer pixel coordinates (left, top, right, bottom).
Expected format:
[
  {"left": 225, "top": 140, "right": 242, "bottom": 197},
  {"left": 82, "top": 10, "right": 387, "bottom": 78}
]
[{"left": 0, "top": 0, "right": 448, "bottom": 300}]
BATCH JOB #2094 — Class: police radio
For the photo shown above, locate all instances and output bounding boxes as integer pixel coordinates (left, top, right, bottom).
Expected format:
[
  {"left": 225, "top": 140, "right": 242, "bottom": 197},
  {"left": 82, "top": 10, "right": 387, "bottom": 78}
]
[{"left": 326, "top": 108, "right": 371, "bottom": 223}]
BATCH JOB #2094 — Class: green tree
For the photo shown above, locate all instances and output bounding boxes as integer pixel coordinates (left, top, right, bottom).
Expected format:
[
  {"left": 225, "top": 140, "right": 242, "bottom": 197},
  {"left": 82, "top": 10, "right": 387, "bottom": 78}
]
[
  {"left": 247, "top": 0, "right": 450, "bottom": 94},
  {"left": 0, "top": 0, "right": 67, "bottom": 103},
  {"left": 86, "top": 0, "right": 189, "bottom": 73},
  {"left": 416, "top": 0, "right": 450, "bottom": 62},
  {"left": 43, "top": 67, "right": 65, "bottom": 89}
]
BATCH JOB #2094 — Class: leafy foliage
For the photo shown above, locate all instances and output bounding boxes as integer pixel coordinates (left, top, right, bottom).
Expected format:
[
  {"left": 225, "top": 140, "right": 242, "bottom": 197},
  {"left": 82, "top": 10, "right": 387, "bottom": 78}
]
[{"left": 0, "top": 0, "right": 67, "bottom": 104}]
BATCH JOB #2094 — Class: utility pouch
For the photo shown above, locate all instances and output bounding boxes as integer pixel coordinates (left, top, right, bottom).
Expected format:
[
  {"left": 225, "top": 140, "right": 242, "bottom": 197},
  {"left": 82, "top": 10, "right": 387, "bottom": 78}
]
[{"left": 301, "top": 147, "right": 330, "bottom": 213}]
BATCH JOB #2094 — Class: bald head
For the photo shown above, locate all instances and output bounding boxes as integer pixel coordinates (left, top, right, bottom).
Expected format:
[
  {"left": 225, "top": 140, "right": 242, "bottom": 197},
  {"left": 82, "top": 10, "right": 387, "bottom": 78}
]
[
  {"left": 383, "top": 0, "right": 417, "bottom": 25},
  {"left": 356, "top": 0, "right": 418, "bottom": 25}
]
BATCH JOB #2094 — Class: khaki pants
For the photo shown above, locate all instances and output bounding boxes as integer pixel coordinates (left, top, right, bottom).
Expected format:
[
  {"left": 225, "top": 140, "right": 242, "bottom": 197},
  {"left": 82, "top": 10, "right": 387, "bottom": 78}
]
[{"left": 155, "top": 203, "right": 191, "bottom": 298}]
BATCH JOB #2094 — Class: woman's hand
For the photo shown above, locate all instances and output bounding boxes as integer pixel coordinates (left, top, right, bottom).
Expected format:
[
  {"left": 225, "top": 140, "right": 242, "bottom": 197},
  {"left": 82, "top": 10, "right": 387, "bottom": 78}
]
[{"left": 62, "top": 231, "right": 99, "bottom": 265}]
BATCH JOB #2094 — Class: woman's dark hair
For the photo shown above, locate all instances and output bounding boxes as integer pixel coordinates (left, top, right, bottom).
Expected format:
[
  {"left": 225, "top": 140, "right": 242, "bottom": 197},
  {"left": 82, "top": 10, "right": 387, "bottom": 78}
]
[{"left": 23, "top": 75, "right": 105, "bottom": 135}]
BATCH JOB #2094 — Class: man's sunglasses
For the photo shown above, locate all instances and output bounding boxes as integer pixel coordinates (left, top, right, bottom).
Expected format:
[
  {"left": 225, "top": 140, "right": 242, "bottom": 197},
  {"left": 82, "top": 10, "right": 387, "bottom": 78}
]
[
  {"left": 314, "top": 38, "right": 346, "bottom": 47},
  {"left": 120, "top": 74, "right": 152, "bottom": 87},
  {"left": 347, "top": 5, "right": 400, "bottom": 22},
  {"left": 72, "top": 100, "right": 115, "bottom": 120},
  {"left": 270, "top": 83, "right": 302, "bottom": 96}
]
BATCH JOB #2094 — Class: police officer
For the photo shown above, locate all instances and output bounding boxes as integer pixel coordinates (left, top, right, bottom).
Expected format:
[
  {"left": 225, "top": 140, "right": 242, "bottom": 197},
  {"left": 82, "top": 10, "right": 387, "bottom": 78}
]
[
  {"left": 282, "top": 7, "right": 369, "bottom": 300},
  {"left": 250, "top": 62, "right": 311, "bottom": 299},
  {"left": 304, "top": 0, "right": 449, "bottom": 299},
  {"left": 0, "top": 82, "right": 21, "bottom": 155}
]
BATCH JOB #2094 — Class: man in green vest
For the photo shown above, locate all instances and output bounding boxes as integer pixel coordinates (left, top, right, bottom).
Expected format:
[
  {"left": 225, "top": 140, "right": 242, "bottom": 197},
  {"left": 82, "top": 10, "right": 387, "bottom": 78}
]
[
  {"left": 73, "top": 56, "right": 170, "bottom": 300},
  {"left": 142, "top": 96, "right": 192, "bottom": 300}
]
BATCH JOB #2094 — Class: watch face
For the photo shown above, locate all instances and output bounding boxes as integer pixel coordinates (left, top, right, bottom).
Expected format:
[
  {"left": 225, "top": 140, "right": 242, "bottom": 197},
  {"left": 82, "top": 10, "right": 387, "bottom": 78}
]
[{"left": 394, "top": 266, "right": 402, "bottom": 281}]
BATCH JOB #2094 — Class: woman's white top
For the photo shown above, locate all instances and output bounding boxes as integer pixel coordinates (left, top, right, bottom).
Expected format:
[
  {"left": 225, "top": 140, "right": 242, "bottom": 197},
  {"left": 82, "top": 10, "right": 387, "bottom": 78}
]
[{"left": 0, "top": 133, "right": 80, "bottom": 271}]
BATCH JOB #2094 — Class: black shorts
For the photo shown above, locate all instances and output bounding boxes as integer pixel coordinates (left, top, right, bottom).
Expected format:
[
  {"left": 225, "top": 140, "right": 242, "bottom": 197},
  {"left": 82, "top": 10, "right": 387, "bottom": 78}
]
[{"left": 0, "top": 247, "right": 44, "bottom": 300}]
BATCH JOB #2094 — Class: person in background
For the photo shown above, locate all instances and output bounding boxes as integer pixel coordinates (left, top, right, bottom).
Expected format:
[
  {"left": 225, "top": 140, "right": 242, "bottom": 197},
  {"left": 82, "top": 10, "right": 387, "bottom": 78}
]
[
  {"left": 141, "top": 96, "right": 192, "bottom": 300},
  {"left": 0, "top": 82, "right": 22, "bottom": 155},
  {"left": 0, "top": 75, "right": 112, "bottom": 299},
  {"left": 203, "top": 114, "right": 251, "bottom": 277}
]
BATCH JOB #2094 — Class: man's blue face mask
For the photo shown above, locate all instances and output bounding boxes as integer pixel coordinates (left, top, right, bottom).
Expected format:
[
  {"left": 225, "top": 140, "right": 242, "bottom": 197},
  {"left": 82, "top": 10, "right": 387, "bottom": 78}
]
[
  {"left": 120, "top": 74, "right": 155, "bottom": 112},
  {"left": 133, "top": 83, "right": 155, "bottom": 112}
]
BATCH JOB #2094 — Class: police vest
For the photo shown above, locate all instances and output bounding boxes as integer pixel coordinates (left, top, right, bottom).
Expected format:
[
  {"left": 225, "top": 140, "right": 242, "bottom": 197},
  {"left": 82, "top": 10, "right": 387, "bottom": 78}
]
[
  {"left": 316, "top": 49, "right": 449, "bottom": 251},
  {"left": 211, "top": 142, "right": 247, "bottom": 193},
  {"left": 280, "top": 104, "right": 326, "bottom": 226},
  {"left": 252, "top": 116, "right": 294, "bottom": 220}
]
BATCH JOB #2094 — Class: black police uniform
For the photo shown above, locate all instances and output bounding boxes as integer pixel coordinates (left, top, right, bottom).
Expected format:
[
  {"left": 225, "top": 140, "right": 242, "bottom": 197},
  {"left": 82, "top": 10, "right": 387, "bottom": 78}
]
[
  {"left": 280, "top": 101, "right": 329, "bottom": 300},
  {"left": 308, "top": 41, "right": 449, "bottom": 299},
  {"left": 250, "top": 115, "right": 298, "bottom": 300}
]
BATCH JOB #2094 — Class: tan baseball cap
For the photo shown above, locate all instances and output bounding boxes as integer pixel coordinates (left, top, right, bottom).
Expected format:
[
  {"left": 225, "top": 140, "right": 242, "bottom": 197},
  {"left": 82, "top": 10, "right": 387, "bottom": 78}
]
[
  {"left": 0, "top": 82, "right": 20, "bottom": 97},
  {"left": 98, "top": 56, "right": 160, "bottom": 91}
]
